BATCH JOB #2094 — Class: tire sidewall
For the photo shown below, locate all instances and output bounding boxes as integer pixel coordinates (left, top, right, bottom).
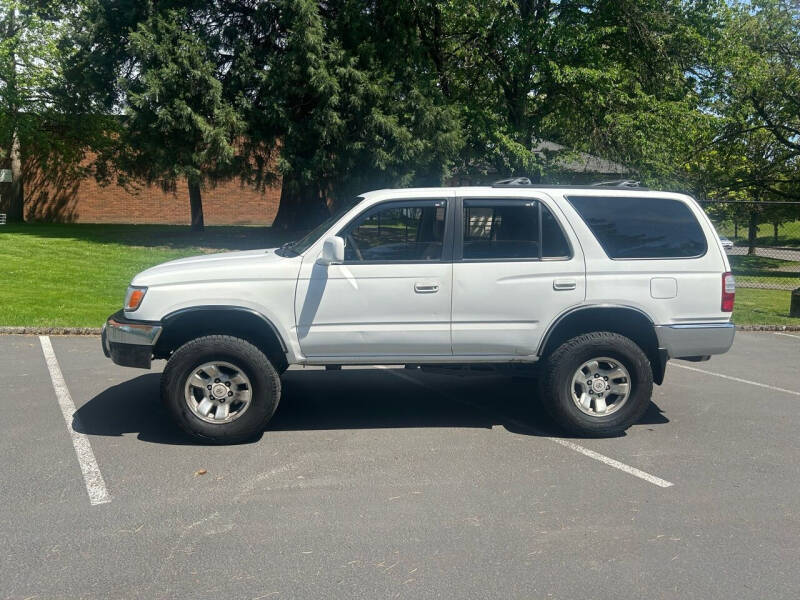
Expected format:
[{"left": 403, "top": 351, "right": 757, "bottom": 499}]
[
  {"left": 162, "top": 336, "right": 280, "bottom": 443},
  {"left": 544, "top": 333, "right": 653, "bottom": 435}
]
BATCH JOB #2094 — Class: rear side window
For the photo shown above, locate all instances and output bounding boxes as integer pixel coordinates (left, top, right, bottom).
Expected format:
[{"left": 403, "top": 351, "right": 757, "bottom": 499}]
[
  {"left": 462, "top": 199, "right": 570, "bottom": 260},
  {"left": 567, "top": 196, "right": 707, "bottom": 259}
]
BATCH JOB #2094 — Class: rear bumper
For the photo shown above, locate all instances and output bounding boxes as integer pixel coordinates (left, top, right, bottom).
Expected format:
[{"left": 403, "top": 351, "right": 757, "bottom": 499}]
[
  {"left": 102, "top": 310, "right": 163, "bottom": 369},
  {"left": 654, "top": 322, "right": 735, "bottom": 359}
]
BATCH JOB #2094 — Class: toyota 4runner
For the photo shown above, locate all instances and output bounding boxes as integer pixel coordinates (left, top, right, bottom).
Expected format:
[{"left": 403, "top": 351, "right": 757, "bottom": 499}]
[{"left": 102, "top": 180, "right": 735, "bottom": 443}]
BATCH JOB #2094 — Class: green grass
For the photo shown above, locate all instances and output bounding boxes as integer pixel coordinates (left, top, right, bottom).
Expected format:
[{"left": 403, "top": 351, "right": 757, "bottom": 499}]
[
  {"left": 728, "top": 254, "right": 800, "bottom": 271},
  {"left": 1, "top": 223, "right": 798, "bottom": 328},
  {"left": 0, "top": 224, "right": 290, "bottom": 327},
  {"left": 716, "top": 220, "right": 800, "bottom": 247},
  {"left": 733, "top": 288, "right": 800, "bottom": 326},
  {"left": 727, "top": 255, "right": 800, "bottom": 290}
]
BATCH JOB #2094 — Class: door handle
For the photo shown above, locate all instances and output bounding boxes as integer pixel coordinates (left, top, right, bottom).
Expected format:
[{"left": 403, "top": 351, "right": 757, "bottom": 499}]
[
  {"left": 414, "top": 282, "right": 439, "bottom": 294},
  {"left": 553, "top": 279, "right": 577, "bottom": 291}
]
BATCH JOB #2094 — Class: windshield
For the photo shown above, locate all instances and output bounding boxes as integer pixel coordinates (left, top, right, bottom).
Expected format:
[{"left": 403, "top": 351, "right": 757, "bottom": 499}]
[{"left": 276, "top": 196, "right": 364, "bottom": 256}]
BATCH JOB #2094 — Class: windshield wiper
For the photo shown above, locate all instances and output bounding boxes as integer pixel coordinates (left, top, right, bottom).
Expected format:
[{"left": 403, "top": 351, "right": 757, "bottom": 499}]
[{"left": 277, "top": 240, "right": 299, "bottom": 257}]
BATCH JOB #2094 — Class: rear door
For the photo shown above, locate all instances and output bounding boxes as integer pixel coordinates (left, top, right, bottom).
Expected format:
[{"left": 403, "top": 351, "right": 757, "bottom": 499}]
[{"left": 451, "top": 193, "right": 586, "bottom": 356}]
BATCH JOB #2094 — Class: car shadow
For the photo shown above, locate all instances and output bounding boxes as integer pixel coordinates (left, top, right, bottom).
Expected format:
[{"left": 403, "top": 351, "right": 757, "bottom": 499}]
[{"left": 73, "top": 369, "right": 669, "bottom": 445}]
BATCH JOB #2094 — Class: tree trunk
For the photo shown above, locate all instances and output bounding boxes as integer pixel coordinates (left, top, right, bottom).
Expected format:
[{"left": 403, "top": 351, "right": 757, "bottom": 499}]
[
  {"left": 272, "top": 175, "right": 329, "bottom": 232},
  {"left": 747, "top": 209, "right": 758, "bottom": 256},
  {"left": 734, "top": 221, "right": 738, "bottom": 240},
  {"left": 188, "top": 180, "right": 204, "bottom": 232},
  {"left": 7, "top": 130, "right": 24, "bottom": 222},
  {"left": 773, "top": 223, "right": 779, "bottom": 244}
]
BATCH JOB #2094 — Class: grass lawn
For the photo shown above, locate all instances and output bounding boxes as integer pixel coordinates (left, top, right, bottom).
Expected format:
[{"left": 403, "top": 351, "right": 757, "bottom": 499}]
[
  {"left": 728, "top": 254, "right": 800, "bottom": 271},
  {"left": 1, "top": 223, "right": 798, "bottom": 328},
  {"left": 716, "top": 220, "right": 800, "bottom": 247},
  {"left": 727, "top": 255, "right": 800, "bottom": 290},
  {"left": 0, "top": 224, "right": 290, "bottom": 327},
  {"left": 734, "top": 288, "right": 800, "bottom": 326}
]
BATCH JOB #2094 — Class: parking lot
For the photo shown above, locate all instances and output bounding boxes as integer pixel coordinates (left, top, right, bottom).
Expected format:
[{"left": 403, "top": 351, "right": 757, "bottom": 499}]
[{"left": 2, "top": 331, "right": 799, "bottom": 599}]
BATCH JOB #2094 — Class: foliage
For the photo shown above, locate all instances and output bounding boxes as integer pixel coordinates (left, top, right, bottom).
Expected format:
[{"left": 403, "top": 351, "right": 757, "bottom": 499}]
[
  {"left": 0, "top": 1, "right": 61, "bottom": 145},
  {"left": 0, "top": 0, "right": 103, "bottom": 221},
  {"left": 4, "top": 0, "right": 800, "bottom": 231}
]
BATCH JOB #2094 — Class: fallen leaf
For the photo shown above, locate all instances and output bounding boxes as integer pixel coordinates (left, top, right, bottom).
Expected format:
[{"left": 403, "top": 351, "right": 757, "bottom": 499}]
[{"left": 195, "top": 469, "right": 208, "bottom": 476}]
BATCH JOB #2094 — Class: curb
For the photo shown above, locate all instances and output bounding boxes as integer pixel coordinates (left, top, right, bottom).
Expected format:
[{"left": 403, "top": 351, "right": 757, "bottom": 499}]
[
  {"left": 735, "top": 324, "right": 800, "bottom": 331},
  {"left": 2, "top": 324, "right": 799, "bottom": 336},
  {"left": 0, "top": 327, "right": 103, "bottom": 336}
]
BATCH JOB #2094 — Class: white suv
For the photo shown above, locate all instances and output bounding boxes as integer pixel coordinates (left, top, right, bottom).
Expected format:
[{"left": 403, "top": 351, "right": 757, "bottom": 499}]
[{"left": 102, "top": 180, "right": 735, "bottom": 443}]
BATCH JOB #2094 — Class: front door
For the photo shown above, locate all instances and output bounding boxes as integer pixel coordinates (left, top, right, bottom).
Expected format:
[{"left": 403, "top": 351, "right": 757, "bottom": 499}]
[
  {"left": 295, "top": 197, "right": 454, "bottom": 359},
  {"left": 451, "top": 194, "right": 586, "bottom": 356}
]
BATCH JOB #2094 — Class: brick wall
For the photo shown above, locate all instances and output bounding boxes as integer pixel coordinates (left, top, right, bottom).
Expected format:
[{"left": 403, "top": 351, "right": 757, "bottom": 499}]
[{"left": 20, "top": 161, "right": 281, "bottom": 225}]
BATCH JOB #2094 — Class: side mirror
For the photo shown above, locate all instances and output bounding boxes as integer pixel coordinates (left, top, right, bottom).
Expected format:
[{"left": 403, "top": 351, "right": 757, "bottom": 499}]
[{"left": 317, "top": 235, "right": 345, "bottom": 266}]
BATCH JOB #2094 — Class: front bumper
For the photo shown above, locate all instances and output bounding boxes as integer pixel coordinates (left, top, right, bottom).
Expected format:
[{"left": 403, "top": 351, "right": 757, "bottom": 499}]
[
  {"left": 654, "top": 322, "right": 735, "bottom": 359},
  {"left": 102, "top": 310, "right": 163, "bottom": 369}
]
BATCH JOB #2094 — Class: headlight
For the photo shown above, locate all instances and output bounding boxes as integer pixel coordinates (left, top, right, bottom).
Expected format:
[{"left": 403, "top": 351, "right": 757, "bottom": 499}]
[{"left": 124, "top": 286, "right": 148, "bottom": 311}]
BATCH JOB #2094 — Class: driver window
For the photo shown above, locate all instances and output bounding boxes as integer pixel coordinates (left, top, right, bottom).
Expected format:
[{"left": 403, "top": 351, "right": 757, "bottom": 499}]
[{"left": 341, "top": 200, "right": 447, "bottom": 262}]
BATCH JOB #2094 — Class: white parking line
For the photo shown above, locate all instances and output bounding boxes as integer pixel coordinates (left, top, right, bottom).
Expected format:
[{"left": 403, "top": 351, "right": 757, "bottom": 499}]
[
  {"left": 672, "top": 363, "right": 800, "bottom": 397},
  {"left": 39, "top": 336, "right": 111, "bottom": 506},
  {"left": 773, "top": 332, "right": 800, "bottom": 340},
  {"left": 545, "top": 438, "right": 674, "bottom": 488},
  {"left": 377, "top": 367, "right": 674, "bottom": 488}
]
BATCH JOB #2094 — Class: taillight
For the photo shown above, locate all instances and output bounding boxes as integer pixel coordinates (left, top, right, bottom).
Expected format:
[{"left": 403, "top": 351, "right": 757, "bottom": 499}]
[{"left": 721, "top": 272, "right": 735, "bottom": 312}]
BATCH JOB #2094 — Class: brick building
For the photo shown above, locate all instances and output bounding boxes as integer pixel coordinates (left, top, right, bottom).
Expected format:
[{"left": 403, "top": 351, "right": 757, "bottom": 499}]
[{"left": 0, "top": 157, "right": 281, "bottom": 226}]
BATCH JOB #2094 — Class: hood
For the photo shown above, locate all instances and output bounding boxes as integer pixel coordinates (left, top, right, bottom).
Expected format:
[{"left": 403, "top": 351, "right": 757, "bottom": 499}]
[{"left": 132, "top": 248, "right": 299, "bottom": 287}]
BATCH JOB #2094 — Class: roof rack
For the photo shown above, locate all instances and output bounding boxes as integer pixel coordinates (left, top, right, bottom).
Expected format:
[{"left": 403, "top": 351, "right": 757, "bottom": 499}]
[
  {"left": 491, "top": 177, "right": 648, "bottom": 190},
  {"left": 493, "top": 177, "right": 533, "bottom": 186},
  {"left": 589, "top": 179, "right": 643, "bottom": 189}
]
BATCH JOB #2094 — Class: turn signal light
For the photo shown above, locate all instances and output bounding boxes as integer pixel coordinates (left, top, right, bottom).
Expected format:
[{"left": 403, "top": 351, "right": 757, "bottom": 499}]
[
  {"left": 721, "top": 272, "right": 735, "bottom": 312},
  {"left": 124, "top": 286, "right": 147, "bottom": 311}
]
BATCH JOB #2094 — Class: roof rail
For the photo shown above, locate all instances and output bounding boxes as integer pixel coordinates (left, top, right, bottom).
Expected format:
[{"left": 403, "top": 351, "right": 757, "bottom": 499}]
[
  {"left": 493, "top": 177, "right": 532, "bottom": 186},
  {"left": 491, "top": 177, "right": 648, "bottom": 190},
  {"left": 589, "top": 179, "right": 643, "bottom": 188}
]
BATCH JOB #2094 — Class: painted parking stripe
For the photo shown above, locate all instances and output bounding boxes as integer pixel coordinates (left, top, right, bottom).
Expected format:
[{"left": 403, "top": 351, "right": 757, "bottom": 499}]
[
  {"left": 773, "top": 332, "right": 800, "bottom": 340},
  {"left": 672, "top": 362, "right": 800, "bottom": 397},
  {"left": 39, "top": 336, "right": 111, "bottom": 506},
  {"left": 377, "top": 367, "right": 674, "bottom": 489},
  {"left": 545, "top": 438, "right": 674, "bottom": 488}
]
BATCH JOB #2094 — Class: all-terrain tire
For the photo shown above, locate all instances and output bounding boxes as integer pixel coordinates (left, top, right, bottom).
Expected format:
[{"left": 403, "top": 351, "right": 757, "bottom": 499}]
[
  {"left": 161, "top": 335, "right": 281, "bottom": 444},
  {"left": 538, "top": 331, "right": 653, "bottom": 436}
]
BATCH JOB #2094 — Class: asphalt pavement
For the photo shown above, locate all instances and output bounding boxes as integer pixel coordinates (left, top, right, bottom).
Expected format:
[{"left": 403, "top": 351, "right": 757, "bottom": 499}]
[{"left": 1, "top": 331, "right": 799, "bottom": 599}]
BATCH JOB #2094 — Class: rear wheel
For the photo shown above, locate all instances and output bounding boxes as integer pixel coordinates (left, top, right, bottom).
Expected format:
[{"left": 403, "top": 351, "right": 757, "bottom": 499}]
[
  {"left": 538, "top": 332, "right": 653, "bottom": 436},
  {"left": 161, "top": 335, "right": 281, "bottom": 444}
]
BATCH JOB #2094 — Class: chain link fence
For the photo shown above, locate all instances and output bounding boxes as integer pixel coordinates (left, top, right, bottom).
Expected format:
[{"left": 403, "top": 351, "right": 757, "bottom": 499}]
[{"left": 700, "top": 200, "right": 800, "bottom": 292}]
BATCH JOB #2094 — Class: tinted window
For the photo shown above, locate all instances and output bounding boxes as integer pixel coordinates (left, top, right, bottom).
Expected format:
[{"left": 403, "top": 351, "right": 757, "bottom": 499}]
[
  {"left": 462, "top": 200, "right": 570, "bottom": 260},
  {"left": 341, "top": 200, "right": 447, "bottom": 262},
  {"left": 541, "top": 206, "right": 571, "bottom": 258},
  {"left": 567, "top": 196, "right": 706, "bottom": 259}
]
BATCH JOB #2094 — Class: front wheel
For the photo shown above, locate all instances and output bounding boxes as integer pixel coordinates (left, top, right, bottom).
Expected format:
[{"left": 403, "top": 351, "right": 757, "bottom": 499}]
[
  {"left": 538, "top": 332, "right": 653, "bottom": 436},
  {"left": 161, "top": 335, "right": 281, "bottom": 444}
]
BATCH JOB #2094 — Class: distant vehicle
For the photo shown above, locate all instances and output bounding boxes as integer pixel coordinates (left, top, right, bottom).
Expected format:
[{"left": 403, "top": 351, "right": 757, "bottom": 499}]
[
  {"left": 719, "top": 236, "right": 734, "bottom": 251},
  {"left": 102, "top": 180, "right": 735, "bottom": 442}
]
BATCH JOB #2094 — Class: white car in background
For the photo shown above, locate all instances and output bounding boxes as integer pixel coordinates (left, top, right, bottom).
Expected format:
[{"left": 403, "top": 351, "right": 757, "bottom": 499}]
[
  {"left": 102, "top": 179, "right": 735, "bottom": 443},
  {"left": 718, "top": 235, "right": 734, "bottom": 251}
]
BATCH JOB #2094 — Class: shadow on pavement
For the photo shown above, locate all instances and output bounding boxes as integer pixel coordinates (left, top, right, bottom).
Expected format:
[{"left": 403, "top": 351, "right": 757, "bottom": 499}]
[{"left": 73, "top": 368, "right": 668, "bottom": 445}]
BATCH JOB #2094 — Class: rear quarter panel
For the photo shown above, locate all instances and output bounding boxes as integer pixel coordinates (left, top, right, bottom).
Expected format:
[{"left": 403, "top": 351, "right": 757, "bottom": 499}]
[{"left": 550, "top": 191, "right": 731, "bottom": 325}]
